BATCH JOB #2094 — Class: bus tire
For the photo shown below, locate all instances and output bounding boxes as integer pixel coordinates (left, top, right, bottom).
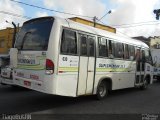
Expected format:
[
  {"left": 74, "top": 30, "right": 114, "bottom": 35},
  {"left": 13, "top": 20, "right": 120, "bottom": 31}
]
[
  {"left": 140, "top": 78, "right": 148, "bottom": 90},
  {"left": 96, "top": 81, "right": 108, "bottom": 100}
]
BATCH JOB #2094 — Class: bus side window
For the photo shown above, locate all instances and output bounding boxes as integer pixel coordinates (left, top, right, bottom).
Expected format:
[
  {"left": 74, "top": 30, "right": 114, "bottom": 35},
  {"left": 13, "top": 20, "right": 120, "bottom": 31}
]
[
  {"left": 114, "top": 42, "right": 124, "bottom": 59},
  {"left": 79, "top": 34, "right": 87, "bottom": 56},
  {"left": 129, "top": 45, "right": 135, "bottom": 60},
  {"left": 61, "top": 29, "right": 77, "bottom": 55},
  {"left": 124, "top": 44, "right": 129, "bottom": 59},
  {"left": 98, "top": 37, "right": 108, "bottom": 57},
  {"left": 88, "top": 36, "right": 95, "bottom": 57},
  {"left": 108, "top": 40, "right": 114, "bottom": 58}
]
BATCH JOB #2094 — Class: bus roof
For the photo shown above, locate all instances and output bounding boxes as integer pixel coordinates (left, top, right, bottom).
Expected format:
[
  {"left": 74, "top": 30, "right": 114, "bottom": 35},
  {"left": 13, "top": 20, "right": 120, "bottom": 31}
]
[{"left": 33, "top": 16, "right": 149, "bottom": 49}]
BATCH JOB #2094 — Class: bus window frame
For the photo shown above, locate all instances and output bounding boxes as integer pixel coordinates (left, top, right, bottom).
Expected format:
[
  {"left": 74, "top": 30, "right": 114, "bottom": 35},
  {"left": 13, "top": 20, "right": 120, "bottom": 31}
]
[
  {"left": 78, "top": 32, "right": 96, "bottom": 57},
  {"left": 60, "top": 27, "right": 78, "bottom": 56},
  {"left": 98, "top": 37, "right": 108, "bottom": 58}
]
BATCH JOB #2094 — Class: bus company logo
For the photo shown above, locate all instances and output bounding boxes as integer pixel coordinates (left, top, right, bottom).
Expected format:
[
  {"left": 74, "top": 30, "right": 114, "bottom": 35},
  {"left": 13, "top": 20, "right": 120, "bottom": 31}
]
[
  {"left": 99, "top": 63, "right": 126, "bottom": 69},
  {"left": 18, "top": 58, "right": 35, "bottom": 64}
]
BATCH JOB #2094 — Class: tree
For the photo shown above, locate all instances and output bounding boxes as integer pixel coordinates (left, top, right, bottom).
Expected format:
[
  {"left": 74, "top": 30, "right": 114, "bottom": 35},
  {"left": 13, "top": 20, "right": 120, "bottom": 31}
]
[{"left": 153, "top": 9, "right": 160, "bottom": 20}]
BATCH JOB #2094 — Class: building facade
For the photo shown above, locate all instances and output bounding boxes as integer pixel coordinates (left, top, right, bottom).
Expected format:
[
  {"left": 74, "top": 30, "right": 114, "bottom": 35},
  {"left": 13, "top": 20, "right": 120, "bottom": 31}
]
[
  {"left": 0, "top": 28, "right": 14, "bottom": 54},
  {"left": 149, "top": 36, "right": 160, "bottom": 49}
]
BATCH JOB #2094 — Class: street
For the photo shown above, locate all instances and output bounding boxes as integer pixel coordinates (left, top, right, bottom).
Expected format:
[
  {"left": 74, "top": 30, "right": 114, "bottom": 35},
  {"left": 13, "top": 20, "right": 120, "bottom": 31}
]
[{"left": 0, "top": 82, "right": 160, "bottom": 114}]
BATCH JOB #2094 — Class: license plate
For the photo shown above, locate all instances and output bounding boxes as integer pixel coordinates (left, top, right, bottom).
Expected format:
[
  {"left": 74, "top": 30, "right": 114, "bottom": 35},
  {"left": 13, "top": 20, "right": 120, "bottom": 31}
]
[{"left": 24, "top": 81, "right": 31, "bottom": 86}]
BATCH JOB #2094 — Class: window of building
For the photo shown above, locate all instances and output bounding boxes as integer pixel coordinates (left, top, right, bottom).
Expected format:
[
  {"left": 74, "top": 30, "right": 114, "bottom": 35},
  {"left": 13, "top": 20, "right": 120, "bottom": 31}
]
[
  {"left": 0, "top": 40, "right": 5, "bottom": 48},
  {"left": 61, "top": 29, "right": 77, "bottom": 55}
]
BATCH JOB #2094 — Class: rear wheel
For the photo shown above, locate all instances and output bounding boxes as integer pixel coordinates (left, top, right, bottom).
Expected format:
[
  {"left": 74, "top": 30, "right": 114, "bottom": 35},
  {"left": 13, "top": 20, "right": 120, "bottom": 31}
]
[{"left": 96, "top": 81, "right": 108, "bottom": 100}]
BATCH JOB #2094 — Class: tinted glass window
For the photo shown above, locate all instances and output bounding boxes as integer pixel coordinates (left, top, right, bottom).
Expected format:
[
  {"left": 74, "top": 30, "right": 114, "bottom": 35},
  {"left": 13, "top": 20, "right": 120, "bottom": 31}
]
[
  {"left": 88, "top": 36, "right": 95, "bottom": 57},
  {"left": 128, "top": 45, "right": 135, "bottom": 60},
  {"left": 15, "top": 17, "right": 54, "bottom": 50},
  {"left": 98, "top": 38, "right": 108, "bottom": 57},
  {"left": 61, "top": 29, "right": 77, "bottom": 55},
  {"left": 114, "top": 42, "right": 124, "bottom": 59},
  {"left": 80, "top": 34, "right": 87, "bottom": 56},
  {"left": 108, "top": 40, "right": 114, "bottom": 58},
  {"left": 124, "top": 44, "right": 129, "bottom": 59}
]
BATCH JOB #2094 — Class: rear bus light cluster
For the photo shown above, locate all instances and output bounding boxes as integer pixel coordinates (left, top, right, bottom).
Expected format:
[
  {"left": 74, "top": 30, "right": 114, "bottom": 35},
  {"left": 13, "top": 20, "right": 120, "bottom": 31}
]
[{"left": 45, "top": 59, "right": 54, "bottom": 75}]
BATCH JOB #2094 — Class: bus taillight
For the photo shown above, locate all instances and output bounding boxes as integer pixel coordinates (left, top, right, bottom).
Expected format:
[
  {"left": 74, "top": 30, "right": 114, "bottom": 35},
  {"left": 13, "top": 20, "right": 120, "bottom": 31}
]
[{"left": 45, "top": 59, "right": 54, "bottom": 75}]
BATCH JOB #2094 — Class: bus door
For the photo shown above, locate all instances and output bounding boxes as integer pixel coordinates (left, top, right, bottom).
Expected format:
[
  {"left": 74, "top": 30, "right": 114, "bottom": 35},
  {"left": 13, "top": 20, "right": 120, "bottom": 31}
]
[
  {"left": 77, "top": 33, "right": 96, "bottom": 95},
  {"left": 135, "top": 48, "right": 145, "bottom": 85}
]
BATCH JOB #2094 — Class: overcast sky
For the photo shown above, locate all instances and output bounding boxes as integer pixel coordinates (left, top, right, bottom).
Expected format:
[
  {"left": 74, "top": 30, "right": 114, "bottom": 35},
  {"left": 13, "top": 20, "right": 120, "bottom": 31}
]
[{"left": 0, "top": 0, "right": 160, "bottom": 37}]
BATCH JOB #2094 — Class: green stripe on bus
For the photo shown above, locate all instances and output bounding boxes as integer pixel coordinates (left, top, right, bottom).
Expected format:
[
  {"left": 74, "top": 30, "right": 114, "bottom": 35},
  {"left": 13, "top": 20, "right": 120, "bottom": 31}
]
[
  {"left": 58, "top": 67, "right": 78, "bottom": 72},
  {"left": 17, "top": 65, "right": 45, "bottom": 70}
]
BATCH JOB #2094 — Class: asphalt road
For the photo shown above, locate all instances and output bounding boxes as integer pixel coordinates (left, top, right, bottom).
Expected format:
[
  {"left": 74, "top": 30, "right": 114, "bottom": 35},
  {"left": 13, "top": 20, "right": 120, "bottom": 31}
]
[{"left": 0, "top": 82, "right": 160, "bottom": 115}]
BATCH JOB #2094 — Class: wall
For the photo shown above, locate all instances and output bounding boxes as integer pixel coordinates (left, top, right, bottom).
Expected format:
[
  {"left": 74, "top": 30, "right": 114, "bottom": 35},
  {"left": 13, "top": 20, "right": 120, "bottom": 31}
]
[{"left": 0, "top": 28, "right": 14, "bottom": 54}]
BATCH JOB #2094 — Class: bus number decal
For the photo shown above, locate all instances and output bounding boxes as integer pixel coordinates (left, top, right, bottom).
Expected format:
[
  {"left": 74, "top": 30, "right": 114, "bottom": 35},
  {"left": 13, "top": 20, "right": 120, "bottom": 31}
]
[
  {"left": 62, "top": 57, "right": 68, "bottom": 61},
  {"left": 59, "top": 55, "right": 79, "bottom": 73}
]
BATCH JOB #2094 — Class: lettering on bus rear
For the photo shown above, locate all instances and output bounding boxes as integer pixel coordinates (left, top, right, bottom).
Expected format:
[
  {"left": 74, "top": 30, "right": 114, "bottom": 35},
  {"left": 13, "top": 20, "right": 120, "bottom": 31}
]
[{"left": 18, "top": 59, "right": 35, "bottom": 64}]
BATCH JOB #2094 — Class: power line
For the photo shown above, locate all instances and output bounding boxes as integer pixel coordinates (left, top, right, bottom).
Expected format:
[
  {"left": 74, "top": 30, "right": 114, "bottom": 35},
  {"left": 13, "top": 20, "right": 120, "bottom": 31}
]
[
  {"left": 116, "top": 30, "right": 131, "bottom": 37},
  {"left": 10, "top": 0, "right": 93, "bottom": 19},
  {"left": 111, "top": 21, "right": 160, "bottom": 27},
  {"left": 2, "top": 10, "right": 159, "bottom": 36},
  {"left": 95, "top": 18, "right": 130, "bottom": 37},
  {"left": 0, "top": 10, "right": 31, "bottom": 19},
  {"left": 94, "top": 17, "right": 160, "bottom": 29},
  {"left": 8, "top": 0, "right": 160, "bottom": 29},
  {"left": 115, "top": 22, "right": 160, "bottom": 28}
]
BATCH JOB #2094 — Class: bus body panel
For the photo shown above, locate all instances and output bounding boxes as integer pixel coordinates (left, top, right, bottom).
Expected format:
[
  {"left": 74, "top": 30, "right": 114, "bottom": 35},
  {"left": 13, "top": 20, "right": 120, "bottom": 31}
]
[
  {"left": 12, "top": 16, "right": 153, "bottom": 97},
  {"left": 85, "top": 57, "right": 96, "bottom": 94},
  {"left": 77, "top": 56, "right": 88, "bottom": 95},
  {"left": 57, "top": 55, "right": 79, "bottom": 97},
  {"left": 94, "top": 58, "right": 136, "bottom": 92},
  {"left": 56, "top": 75, "right": 78, "bottom": 97},
  {"left": 14, "top": 50, "right": 47, "bottom": 93}
]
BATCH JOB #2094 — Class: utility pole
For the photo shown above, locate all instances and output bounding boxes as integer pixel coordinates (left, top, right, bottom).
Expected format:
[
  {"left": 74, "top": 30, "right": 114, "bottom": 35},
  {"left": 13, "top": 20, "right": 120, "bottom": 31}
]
[
  {"left": 153, "top": 9, "right": 160, "bottom": 20},
  {"left": 93, "top": 10, "right": 112, "bottom": 27},
  {"left": 6, "top": 21, "right": 17, "bottom": 47},
  {"left": 11, "top": 22, "right": 16, "bottom": 48},
  {"left": 93, "top": 16, "right": 97, "bottom": 27}
]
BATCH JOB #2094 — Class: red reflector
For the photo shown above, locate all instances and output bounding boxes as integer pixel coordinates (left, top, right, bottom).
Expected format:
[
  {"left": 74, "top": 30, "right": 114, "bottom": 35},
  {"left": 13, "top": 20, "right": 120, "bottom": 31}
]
[
  {"left": 24, "top": 81, "right": 31, "bottom": 86},
  {"left": 46, "top": 59, "right": 54, "bottom": 74},
  {"left": 58, "top": 71, "right": 64, "bottom": 73}
]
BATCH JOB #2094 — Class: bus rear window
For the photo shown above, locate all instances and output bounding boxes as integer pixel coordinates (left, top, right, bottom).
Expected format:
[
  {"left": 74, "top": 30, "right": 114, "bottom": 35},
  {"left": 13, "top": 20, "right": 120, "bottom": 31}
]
[{"left": 15, "top": 17, "right": 54, "bottom": 50}]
